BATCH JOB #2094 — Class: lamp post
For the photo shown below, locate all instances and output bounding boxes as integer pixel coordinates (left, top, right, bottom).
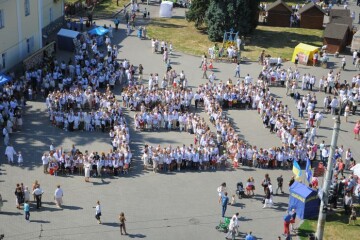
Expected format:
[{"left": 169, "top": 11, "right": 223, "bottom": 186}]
[{"left": 315, "top": 91, "right": 342, "bottom": 240}]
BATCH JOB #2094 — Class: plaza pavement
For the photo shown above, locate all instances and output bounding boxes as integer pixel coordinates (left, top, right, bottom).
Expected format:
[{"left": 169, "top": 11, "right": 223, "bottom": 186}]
[{"left": 0, "top": 2, "right": 360, "bottom": 240}]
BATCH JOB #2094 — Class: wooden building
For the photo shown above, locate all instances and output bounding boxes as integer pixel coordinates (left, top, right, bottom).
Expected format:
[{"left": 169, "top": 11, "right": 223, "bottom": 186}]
[
  {"left": 298, "top": 2, "right": 325, "bottom": 29},
  {"left": 323, "top": 23, "right": 349, "bottom": 53},
  {"left": 266, "top": 0, "right": 293, "bottom": 27},
  {"left": 329, "top": 9, "right": 350, "bottom": 19}
]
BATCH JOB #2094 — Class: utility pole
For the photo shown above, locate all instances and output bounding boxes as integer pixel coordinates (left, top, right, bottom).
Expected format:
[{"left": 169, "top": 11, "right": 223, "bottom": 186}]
[{"left": 315, "top": 101, "right": 341, "bottom": 240}]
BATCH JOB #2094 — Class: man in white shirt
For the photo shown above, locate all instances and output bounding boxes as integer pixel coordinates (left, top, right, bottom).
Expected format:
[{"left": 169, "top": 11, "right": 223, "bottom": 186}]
[
  {"left": 315, "top": 111, "right": 323, "bottom": 128},
  {"left": 321, "top": 147, "right": 329, "bottom": 167},
  {"left": 353, "top": 50, "right": 358, "bottom": 65},
  {"left": 244, "top": 74, "right": 252, "bottom": 85},
  {"left": 330, "top": 97, "right": 339, "bottom": 115},
  {"left": 42, "top": 153, "right": 50, "bottom": 174},
  {"left": 54, "top": 185, "right": 64, "bottom": 208}
]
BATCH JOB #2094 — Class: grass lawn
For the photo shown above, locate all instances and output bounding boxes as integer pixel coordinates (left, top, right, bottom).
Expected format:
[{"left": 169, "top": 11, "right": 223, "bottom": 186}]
[
  {"left": 297, "top": 206, "right": 360, "bottom": 240},
  {"left": 245, "top": 26, "right": 323, "bottom": 61},
  {"left": 147, "top": 17, "right": 219, "bottom": 56},
  {"left": 147, "top": 17, "right": 323, "bottom": 61}
]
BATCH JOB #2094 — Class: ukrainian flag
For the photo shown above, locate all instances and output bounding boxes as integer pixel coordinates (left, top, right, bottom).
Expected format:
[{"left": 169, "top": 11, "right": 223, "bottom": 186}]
[{"left": 292, "top": 161, "right": 302, "bottom": 178}]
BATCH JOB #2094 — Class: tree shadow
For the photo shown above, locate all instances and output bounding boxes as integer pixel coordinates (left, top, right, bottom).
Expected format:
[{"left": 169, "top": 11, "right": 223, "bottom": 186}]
[{"left": 249, "top": 28, "right": 322, "bottom": 50}]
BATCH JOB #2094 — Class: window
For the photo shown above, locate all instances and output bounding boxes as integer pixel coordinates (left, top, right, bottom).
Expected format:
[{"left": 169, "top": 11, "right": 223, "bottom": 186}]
[
  {"left": 49, "top": 7, "right": 53, "bottom": 22},
  {"left": 1, "top": 53, "right": 6, "bottom": 69},
  {"left": 0, "top": 10, "right": 4, "bottom": 28},
  {"left": 26, "top": 37, "right": 34, "bottom": 54},
  {"left": 25, "top": 0, "right": 30, "bottom": 16}
]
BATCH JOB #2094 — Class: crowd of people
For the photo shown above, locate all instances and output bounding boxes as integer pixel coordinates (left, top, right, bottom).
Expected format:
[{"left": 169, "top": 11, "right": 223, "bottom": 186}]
[{"left": 41, "top": 141, "right": 132, "bottom": 179}]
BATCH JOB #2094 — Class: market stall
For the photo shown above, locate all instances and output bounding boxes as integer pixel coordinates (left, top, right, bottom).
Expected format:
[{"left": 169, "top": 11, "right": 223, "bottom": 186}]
[
  {"left": 288, "top": 182, "right": 320, "bottom": 220},
  {"left": 159, "top": 1, "right": 173, "bottom": 18},
  {"left": 57, "top": 28, "right": 81, "bottom": 51},
  {"left": 291, "top": 43, "right": 319, "bottom": 65},
  {"left": 0, "top": 73, "right": 12, "bottom": 86},
  {"left": 88, "top": 26, "right": 109, "bottom": 46}
]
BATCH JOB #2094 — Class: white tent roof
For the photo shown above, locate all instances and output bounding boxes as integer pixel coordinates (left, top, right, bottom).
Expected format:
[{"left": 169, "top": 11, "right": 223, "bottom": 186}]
[
  {"left": 57, "top": 28, "right": 80, "bottom": 38},
  {"left": 159, "top": 1, "right": 173, "bottom": 18}
]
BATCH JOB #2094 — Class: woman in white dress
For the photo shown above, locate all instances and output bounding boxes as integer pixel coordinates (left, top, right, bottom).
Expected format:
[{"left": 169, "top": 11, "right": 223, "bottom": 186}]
[{"left": 84, "top": 160, "right": 91, "bottom": 182}]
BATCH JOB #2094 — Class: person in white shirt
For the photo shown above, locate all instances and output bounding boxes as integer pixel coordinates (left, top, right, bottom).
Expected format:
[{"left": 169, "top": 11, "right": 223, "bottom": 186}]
[
  {"left": 42, "top": 153, "right": 50, "bottom": 174},
  {"left": 330, "top": 97, "right": 339, "bottom": 115},
  {"left": 95, "top": 201, "right": 102, "bottom": 224},
  {"left": 315, "top": 111, "right": 323, "bottom": 128},
  {"left": 54, "top": 185, "right": 64, "bottom": 208},
  {"left": 5, "top": 144, "right": 17, "bottom": 164}
]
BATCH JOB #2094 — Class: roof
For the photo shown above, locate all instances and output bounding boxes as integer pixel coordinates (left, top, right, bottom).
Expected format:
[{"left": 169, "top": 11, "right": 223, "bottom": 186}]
[
  {"left": 329, "top": 9, "right": 350, "bottom": 17},
  {"left": 88, "top": 26, "right": 109, "bottom": 36},
  {"left": 57, "top": 28, "right": 80, "bottom": 38},
  {"left": 324, "top": 23, "right": 349, "bottom": 40},
  {"left": 353, "top": 30, "right": 360, "bottom": 39},
  {"left": 295, "top": 43, "right": 319, "bottom": 52},
  {"left": 266, "top": 0, "right": 292, "bottom": 13},
  {"left": 289, "top": 182, "right": 316, "bottom": 199},
  {"left": 298, "top": 2, "right": 325, "bottom": 15},
  {"left": 330, "top": 16, "right": 353, "bottom": 29}
]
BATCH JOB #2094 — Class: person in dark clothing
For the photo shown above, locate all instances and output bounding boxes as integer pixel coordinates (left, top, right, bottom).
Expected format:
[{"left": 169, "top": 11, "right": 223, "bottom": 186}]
[
  {"left": 221, "top": 192, "right": 229, "bottom": 218},
  {"left": 289, "top": 176, "right": 295, "bottom": 188},
  {"left": 276, "top": 175, "right": 284, "bottom": 195},
  {"left": 15, "top": 185, "right": 24, "bottom": 209}
]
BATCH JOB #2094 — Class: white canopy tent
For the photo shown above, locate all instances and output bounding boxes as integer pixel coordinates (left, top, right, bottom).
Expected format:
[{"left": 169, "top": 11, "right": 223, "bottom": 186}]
[{"left": 159, "top": 1, "right": 173, "bottom": 18}]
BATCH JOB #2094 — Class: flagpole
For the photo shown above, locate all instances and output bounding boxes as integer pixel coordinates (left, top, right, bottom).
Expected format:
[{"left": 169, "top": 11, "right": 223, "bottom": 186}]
[{"left": 315, "top": 113, "right": 340, "bottom": 240}]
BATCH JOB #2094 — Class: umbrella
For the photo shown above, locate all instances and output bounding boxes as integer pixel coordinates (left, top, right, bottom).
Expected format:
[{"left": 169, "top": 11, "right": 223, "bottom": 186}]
[{"left": 350, "top": 163, "right": 360, "bottom": 176}]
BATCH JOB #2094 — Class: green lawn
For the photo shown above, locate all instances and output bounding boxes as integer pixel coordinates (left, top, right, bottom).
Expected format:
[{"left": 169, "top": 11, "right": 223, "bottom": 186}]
[
  {"left": 244, "top": 26, "right": 323, "bottom": 61},
  {"left": 147, "top": 17, "right": 323, "bottom": 61},
  {"left": 297, "top": 206, "right": 360, "bottom": 240}
]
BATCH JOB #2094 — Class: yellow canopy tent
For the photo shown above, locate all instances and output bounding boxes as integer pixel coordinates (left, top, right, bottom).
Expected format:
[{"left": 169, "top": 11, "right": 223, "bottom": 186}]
[{"left": 291, "top": 43, "right": 319, "bottom": 65}]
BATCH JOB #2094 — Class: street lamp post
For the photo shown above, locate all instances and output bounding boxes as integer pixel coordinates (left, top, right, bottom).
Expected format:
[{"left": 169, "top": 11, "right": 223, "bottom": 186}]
[{"left": 315, "top": 92, "right": 342, "bottom": 240}]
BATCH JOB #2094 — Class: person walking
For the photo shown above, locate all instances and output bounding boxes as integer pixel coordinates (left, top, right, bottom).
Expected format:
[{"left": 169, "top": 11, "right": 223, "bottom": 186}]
[
  {"left": 276, "top": 175, "right": 284, "bottom": 195},
  {"left": 225, "top": 215, "right": 236, "bottom": 240},
  {"left": 54, "top": 185, "right": 63, "bottom": 208},
  {"left": 234, "top": 63, "right": 240, "bottom": 78},
  {"left": 202, "top": 63, "right": 208, "bottom": 79},
  {"left": 15, "top": 184, "right": 24, "bottom": 209},
  {"left": 24, "top": 201, "right": 30, "bottom": 222},
  {"left": 119, "top": 212, "right": 128, "bottom": 235},
  {"left": 221, "top": 192, "right": 229, "bottom": 218},
  {"left": 353, "top": 120, "right": 360, "bottom": 140},
  {"left": 32, "top": 185, "right": 44, "bottom": 209},
  {"left": 245, "top": 231, "right": 254, "bottom": 240},
  {"left": 95, "top": 201, "right": 102, "bottom": 224},
  {"left": 283, "top": 212, "right": 291, "bottom": 237},
  {"left": 263, "top": 186, "right": 272, "bottom": 208},
  {"left": 349, "top": 205, "right": 357, "bottom": 225},
  {"left": 289, "top": 209, "right": 297, "bottom": 232},
  {"left": 5, "top": 144, "right": 17, "bottom": 164}
]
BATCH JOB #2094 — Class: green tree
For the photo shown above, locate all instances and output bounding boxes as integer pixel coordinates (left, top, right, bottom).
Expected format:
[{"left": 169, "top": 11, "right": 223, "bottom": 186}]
[
  {"left": 185, "top": 0, "right": 210, "bottom": 29},
  {"left": 205, "top": 0, "right": 260, "bottom": 41}
]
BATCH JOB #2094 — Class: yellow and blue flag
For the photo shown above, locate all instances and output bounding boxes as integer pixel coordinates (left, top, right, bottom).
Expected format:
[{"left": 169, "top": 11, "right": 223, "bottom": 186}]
[{"left": 292, "top": 160, "right": 302, "bottom": 178}]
